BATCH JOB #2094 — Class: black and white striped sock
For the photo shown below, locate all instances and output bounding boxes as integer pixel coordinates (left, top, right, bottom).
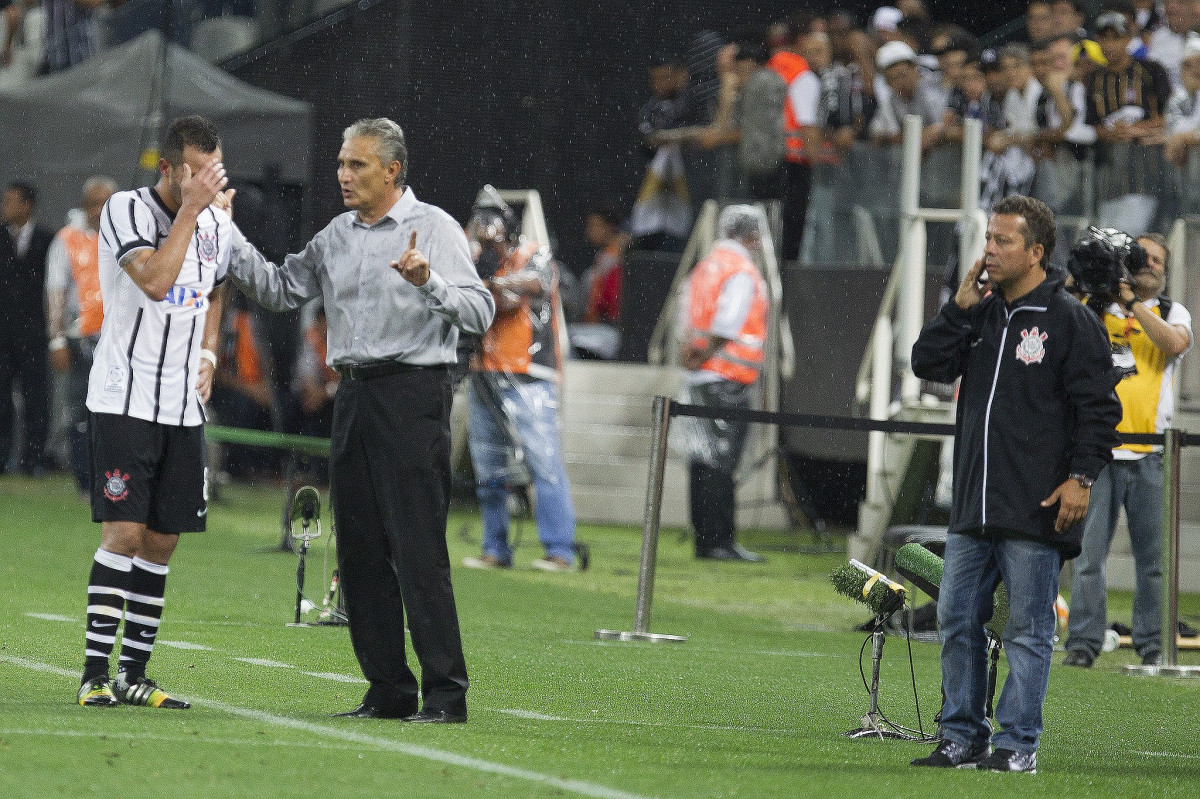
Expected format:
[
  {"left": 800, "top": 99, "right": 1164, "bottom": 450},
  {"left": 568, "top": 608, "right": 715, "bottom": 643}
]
[
  {"left": 117, "top": 557, "right": 169, "bottom": 681},
  {"left": 83, "top": 548, "right": 132, "bottom": 682}
]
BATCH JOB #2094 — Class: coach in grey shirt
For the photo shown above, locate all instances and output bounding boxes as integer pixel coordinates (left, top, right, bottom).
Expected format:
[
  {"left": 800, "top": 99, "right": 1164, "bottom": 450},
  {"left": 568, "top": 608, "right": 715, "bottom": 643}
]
[{"left": 227, "top": 117, "right": 494, "bottom": 723}]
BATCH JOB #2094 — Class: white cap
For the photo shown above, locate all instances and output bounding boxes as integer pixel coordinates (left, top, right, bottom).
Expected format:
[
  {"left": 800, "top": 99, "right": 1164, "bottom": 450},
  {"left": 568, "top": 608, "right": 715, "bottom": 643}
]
[
  {"left": 876, "top": 40, "right": 917, "bottom": 71},
  {"left": 1184, "top": 31, "right": 1200, "bottom": 61},
  {"left": 871, "top": 6, "right": 903, "bottom": 33}
]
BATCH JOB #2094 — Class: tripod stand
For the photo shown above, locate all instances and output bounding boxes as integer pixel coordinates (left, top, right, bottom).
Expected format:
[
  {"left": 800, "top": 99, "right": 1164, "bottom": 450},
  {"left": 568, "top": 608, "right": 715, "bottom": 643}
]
[{"left": 844, "top": 614, "right": 914, "bottom": 739}]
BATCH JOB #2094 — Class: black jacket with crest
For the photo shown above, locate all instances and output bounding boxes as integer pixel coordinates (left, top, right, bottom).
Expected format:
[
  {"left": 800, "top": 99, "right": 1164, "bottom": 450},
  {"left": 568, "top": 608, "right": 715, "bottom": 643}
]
[{"left": 911, "top": 271, "right": 1122, "bottom": 559}]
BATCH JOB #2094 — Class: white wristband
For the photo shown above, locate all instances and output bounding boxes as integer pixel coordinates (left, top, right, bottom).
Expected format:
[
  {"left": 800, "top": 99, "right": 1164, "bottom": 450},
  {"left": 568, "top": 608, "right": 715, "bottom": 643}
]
[
  {"left": 200, "top": 349, "right": 218, "bottom": 369},
  {"left": 49, "top": 336, "right": 68, "bottom": 351}
]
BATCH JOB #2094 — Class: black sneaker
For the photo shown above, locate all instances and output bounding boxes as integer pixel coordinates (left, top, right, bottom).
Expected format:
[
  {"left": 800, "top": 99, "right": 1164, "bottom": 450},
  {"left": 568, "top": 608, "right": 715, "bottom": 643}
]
[
  {"left": 1141, "top": 651, "right": 1161, "bottom": 666},
  {"left": 911, "top": 739, "right": 990, "bottom": 768},
  {"left": 114, "top": 673, "right": 191, "bottom": 709},
  {"left": 77, "top": 676, "right": 119, "bottom": 707},
  {"left": 1062, "top": 650, "right": 1095, "bottom": 667},
  {"left": 977, "top": 748, "right": 1036, "bottom": 773}
]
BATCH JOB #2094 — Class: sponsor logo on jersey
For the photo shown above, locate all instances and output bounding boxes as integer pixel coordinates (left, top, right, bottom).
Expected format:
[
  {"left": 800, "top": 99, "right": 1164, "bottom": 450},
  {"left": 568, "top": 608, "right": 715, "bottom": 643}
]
[
  {"left": 162, "top": 286, "right": 209, "bottom": 310},
  {"left": 104, "top": 366, "right": 125, "bottom": 393},
  {"left": 104, "top": 470, "right": 131, "bottom": 502}
]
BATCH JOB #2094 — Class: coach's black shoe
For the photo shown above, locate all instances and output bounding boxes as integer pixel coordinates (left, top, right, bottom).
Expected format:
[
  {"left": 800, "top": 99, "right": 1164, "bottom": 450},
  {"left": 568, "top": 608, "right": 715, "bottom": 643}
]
[
  {"left": 911, "top": 738, "right": 990, "bottom": 768},
  {"left": 77, "top": 676, "right": 120, "bottom": 707},
  {"left": 1062, "top": 650, "right": 1095, "bottom": 668},
  {"left": 1141, "top": 651, "right": 1161, "bottom": 666},
  {"left": 403, "top": 708, "right": 468, "bottom": 724},
  {"left": 977, "top": 748, "right": 1037, "bottom": 773},
  {"left": 333, "top": 703, "right": 410, "bottom": 719},
  {"left": 114, "top": 673, "right": 190, "bottom": 709}
]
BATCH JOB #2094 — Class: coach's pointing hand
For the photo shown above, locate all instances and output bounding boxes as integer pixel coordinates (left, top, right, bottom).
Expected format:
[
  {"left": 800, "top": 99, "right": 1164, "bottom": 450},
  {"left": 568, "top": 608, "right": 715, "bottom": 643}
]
[{"left": 391, "top": 230, "right": 430, "bottom": 286}]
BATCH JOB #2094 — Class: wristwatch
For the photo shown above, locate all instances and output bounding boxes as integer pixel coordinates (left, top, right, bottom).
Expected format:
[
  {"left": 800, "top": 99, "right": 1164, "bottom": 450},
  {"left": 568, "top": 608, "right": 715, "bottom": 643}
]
[{"left": 1069, "top": 473, "right": 1095, "bottom": 489}]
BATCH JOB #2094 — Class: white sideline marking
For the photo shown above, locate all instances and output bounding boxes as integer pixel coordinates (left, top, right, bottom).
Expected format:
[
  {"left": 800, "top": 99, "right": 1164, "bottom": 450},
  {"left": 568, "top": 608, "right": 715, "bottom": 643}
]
[
  {"left": 25, "top": 613, "right": 77, "bottom": 622},
  {"left": 3, "top": 655, "right": 657, "bottom": 799},
  {"left": 0, "top": 727, "right": 373, "bottom": 753},
  {"left": 497, "top": 708, "right": 568, "bottom": 721},
  {"left": 494, "top": 708, "right": 788, "bottom": 735},
  {"left": 235, "top": 657, "right": 294, "bottom": 668},
  {"left": 160, "top": 640, "right": 214, "bottom": 651},
  {"left": 301, "top": 671, "right": 367, "bottom": 683}
]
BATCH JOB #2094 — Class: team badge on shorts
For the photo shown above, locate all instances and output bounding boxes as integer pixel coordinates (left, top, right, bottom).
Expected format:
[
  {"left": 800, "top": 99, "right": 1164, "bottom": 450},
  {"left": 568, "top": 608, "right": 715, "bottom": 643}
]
[
  {"left": 1016, "top": 327, "right": 1048, "bottom": 365},
  {"left": 197, "top": 231, "right": 218, "bottom": 262},
  {"left": 104, "top": 470, "right": 131, "bottom": 502}
]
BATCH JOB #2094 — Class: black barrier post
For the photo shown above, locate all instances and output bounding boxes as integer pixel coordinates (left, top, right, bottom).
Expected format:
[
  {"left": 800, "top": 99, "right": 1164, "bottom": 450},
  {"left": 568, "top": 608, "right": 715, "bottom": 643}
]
[
  {"left": 1125, "top": 428, "right": 1200, "bottom": 677},
  {"left": 596, "top": 395, "right": 687, "bottom": 643}
]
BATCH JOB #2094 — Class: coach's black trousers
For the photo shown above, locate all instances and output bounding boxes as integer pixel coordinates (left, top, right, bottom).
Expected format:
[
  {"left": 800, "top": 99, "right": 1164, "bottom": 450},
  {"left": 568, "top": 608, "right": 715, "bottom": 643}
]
[{"left": 330, "top": 366, "right": 468, "bottom": 716}]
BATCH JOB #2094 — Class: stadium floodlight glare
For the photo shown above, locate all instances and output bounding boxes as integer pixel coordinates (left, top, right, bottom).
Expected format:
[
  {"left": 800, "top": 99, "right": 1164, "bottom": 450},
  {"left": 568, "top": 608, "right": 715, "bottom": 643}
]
[{"left": 286, "top": 486, "right": 322, "bottom": 628}]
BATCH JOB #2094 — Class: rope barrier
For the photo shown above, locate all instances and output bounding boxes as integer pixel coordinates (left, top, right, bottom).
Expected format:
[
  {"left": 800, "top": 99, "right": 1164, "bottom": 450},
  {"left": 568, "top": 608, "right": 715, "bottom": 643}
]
[{"left": 667, "top": 402, "right": 1181, "bottom": 448}]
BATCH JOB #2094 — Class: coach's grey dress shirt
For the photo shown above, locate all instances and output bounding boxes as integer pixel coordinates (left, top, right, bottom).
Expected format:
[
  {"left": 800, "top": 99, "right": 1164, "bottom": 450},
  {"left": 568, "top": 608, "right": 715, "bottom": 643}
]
[{"left": 227, "top": 188, "right": 494, "bottom": 368}]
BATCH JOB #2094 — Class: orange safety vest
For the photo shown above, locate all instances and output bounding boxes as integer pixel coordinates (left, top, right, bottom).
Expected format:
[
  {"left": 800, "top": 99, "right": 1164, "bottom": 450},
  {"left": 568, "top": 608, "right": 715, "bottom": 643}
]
[
  {"left": 767, "top": 50, "right": 811, "bottom": 165},
  {"left": 232, "top": 310, "right": 263, "bottom": 384},
  {"left": 58, "top": 226, "right": 104, "bottom": 337},
  {"left": 480, "top": 242, "right": 543, "bottom": 375},
  {"left": 305, "top": 324, "right": 339, "bottom": 385},
  {"left": 687, "top": 243, "right": 768, "bottom": 385}
]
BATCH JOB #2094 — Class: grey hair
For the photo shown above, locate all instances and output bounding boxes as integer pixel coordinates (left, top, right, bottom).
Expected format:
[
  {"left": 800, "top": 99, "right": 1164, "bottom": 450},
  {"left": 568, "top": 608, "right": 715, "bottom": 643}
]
[
  {"left": 82, "top": 175, "right": 118, "bottom": 197},
  {"left": 343, "top": 118, "right": 408, "bottom": 186},
  {"left": 717, "top": 204, "right": 763, "bottom": 243}
]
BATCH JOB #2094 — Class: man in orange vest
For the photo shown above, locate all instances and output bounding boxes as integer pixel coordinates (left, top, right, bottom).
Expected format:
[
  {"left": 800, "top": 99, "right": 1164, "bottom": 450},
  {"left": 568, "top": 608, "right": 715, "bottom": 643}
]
[
  {"left": 767, "top": 13, "right": 822, "bottom": 262},
  {"left": 680, "top": 204, "right": 769, "bottom": 562},
  {"left": 462, "top": 186, "right": 577, "bottom": 572},
  {"left": 46, "top": 175, "right": 116, "bottom": 495}
]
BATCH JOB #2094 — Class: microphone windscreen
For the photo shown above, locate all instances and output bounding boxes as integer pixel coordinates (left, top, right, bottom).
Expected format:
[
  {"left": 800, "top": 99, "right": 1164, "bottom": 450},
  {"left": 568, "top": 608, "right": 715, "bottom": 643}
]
[
  {"left": 895, "top": 543, "right": 944, "bottom": 599},
  {"left": 831, "top": 564, "right": 899, "bottom": 617}
]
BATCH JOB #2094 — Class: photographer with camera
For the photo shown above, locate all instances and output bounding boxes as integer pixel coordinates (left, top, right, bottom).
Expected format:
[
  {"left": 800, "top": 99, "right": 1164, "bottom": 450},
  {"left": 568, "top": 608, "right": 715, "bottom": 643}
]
[
  {"left": 461, "top": 186, "right": 578, "bottom": 572},
  {"left": 1064, "top": 229, "right": 1192, "bottom": 668}
]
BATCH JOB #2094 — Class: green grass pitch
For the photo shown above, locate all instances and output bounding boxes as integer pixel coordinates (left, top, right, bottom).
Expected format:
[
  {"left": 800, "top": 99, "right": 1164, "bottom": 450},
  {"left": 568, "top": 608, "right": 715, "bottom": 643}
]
[{"left": 2, "top": 474, "right": 1199, "bottom": 797}]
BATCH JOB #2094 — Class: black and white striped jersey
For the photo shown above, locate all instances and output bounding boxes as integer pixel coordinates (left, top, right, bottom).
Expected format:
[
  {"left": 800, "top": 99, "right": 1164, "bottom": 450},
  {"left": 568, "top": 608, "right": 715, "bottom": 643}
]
[{"left": 87, "top": 187, "right": 231, "bottom": 427}]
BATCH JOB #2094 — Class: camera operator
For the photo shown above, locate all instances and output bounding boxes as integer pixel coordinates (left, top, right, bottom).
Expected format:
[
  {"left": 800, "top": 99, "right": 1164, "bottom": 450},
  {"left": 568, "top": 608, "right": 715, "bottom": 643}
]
[{"left": 1064, "top": 231, "right": 1192, "bottom": 668}]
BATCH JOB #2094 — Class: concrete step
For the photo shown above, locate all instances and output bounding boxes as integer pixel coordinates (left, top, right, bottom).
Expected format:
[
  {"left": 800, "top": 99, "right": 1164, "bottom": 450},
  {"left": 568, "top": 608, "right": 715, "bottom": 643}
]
[
  {"left": 563, "top": 360, "right": 682, "bottom": 399},
  {"left": 562, "top": 424, "right": 655, "bottom": 459}
]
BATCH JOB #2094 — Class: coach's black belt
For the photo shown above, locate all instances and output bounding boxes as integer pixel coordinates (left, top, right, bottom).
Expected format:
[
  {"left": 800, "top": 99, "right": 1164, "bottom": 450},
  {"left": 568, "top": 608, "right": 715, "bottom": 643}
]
[{"left": 336, "top": 361, "right": 441, "bottom": 380}]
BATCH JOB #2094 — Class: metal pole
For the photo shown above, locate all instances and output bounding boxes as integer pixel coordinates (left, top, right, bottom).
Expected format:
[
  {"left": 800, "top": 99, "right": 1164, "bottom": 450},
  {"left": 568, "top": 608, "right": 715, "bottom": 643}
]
[
  {"left": 1125, "top": 428, "right": 1200, "bottom": 677},
  {"left": 596, "top": 395, "right": 687, "bottom": 643},
  {"left": 897, "top": 115, "right": 925, "bottom": 403},
  {"left": 958, "top": 118, "right": 982, "bottom": 281},
  {"left": 1164, "top": 428, "right": 1181, "bottom": 667}
]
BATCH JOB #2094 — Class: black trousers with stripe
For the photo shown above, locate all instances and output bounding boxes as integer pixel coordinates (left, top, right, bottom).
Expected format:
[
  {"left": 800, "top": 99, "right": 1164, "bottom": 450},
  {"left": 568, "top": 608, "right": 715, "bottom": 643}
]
[{"left": 330, "top": 366, "right": 468, "bottom": 716}]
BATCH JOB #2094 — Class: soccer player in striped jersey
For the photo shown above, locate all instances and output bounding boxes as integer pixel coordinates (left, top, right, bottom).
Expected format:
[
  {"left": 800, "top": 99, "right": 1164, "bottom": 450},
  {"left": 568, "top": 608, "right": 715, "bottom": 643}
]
[{"left": 76, "top": 116, "right": 232, "bottom": 709}]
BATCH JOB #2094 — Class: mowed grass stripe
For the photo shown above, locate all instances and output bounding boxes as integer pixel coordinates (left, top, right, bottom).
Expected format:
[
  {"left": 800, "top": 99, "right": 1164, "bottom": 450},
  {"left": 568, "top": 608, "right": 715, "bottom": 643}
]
[{"left": 3, "top": 655, "right": 658, "bottom": 799}]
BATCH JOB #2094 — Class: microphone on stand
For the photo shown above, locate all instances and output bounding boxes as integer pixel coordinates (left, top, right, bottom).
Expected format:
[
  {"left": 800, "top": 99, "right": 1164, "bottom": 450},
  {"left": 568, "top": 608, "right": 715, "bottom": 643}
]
[
  {"left": 287, "top": 486, "right": 322, "bottom": 627},
  {"left": 830, "top": 559, "right": 907, "bottom": 619}
]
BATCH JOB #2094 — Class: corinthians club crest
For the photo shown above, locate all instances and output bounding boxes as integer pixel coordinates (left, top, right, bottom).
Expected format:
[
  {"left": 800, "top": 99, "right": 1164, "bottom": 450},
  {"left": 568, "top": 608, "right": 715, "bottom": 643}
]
[
  {"left": 197, "top": 230, "right": 218, "bottom": 262},
  {"left": 1016, "top": 327, "right": 1048, "bottom": 365},
  {"left": 104, "top": 470, "right": 131, "bottom": 502}
]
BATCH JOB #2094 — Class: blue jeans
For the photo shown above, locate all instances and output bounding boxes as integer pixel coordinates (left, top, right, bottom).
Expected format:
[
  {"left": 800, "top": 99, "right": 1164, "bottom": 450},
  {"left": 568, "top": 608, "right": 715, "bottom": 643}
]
[
  {"left": 468, "top": 375, "right": 576, "bottom": 563},
  {"left": 938, "top": 531, "right": 1062, "bottom": 754},
  {"left": 1066, "top": 455, "right": 1163, "bottom": 658}
]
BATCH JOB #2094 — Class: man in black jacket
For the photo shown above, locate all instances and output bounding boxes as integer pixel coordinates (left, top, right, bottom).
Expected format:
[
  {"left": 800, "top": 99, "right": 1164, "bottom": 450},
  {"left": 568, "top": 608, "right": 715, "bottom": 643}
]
[
  {"left": 0, "top": 181, "right": 55, "bottom": 474},
  {"left": 909, "top": 195, "right": 1121, "bottom": 774}
]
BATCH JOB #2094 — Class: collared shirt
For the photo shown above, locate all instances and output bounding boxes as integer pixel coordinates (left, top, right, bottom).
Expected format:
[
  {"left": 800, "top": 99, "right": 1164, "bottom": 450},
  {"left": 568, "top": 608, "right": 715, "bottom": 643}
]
[{"left": 228, "top": 188, "right": 494, "bottom": 368}]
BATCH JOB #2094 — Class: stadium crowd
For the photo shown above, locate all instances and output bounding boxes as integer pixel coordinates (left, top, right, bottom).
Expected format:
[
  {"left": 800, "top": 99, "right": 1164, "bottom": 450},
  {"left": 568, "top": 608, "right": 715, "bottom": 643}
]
[{"left": 6, "top": 0, "right": 1200, "bottom": 484}]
